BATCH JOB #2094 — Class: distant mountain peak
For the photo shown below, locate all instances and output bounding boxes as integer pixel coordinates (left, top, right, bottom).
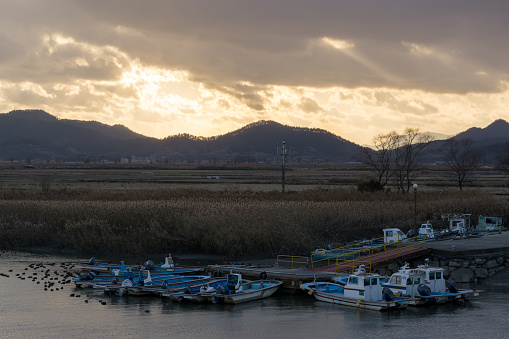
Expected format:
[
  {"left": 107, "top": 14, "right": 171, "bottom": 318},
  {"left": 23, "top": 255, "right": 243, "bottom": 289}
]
[
  {"left": 455, "top": 118, "right": 509, "bottom": 141},
  {"left": 8, "top": 109, "right": 58, "bottom": 122}
]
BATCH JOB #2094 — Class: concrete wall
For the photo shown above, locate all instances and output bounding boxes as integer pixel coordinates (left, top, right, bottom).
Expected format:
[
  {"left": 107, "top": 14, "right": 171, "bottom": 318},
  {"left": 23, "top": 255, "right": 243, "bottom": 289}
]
[{"left": 372, "top": 253, "right": 509, "bottom": 283}]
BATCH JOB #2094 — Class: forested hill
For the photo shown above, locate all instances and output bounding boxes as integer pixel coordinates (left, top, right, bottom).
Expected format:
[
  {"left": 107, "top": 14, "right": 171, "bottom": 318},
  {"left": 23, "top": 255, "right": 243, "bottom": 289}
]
[{"left": 0, "top": 110, "right": 359, "bottom": 162}]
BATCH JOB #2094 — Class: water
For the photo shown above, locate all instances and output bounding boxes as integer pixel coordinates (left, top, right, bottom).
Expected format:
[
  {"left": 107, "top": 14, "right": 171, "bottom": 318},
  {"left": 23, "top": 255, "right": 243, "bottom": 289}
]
[{"left": 1, "top": 251, "right": 508, "bottom": 338}]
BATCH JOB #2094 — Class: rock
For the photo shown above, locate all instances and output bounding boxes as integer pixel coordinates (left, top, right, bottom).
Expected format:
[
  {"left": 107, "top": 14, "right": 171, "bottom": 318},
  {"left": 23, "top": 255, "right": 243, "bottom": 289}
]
[
  {"left": 474, "top": 268, "right": 489, "bottom": 279},
  {"left": 486, "top": 260, "right": 499, "bottom": 269},
  {"left": 495, "top": 266, "right": 506, "bottom": 273},
  {"left": 387, "top": 263, "right": 400, "bottom": 272},
  {"left": 461, "top": 261, "right": 470, "bottom": 268},
  {"left": 450, "top": 268, "right": 475, "bottom": 283},
  {"left": 496, "top": 257, "right": 504, "bottom": 265},
  {"left": 430, "top": 260, "right": 440, "bottom": 268},
  {"left": 474, "top": 258, "right": 486, "bottom": 265},
  {"left": 488, "top": 268, "right": 497, "bottom": 276},
  {"left": 449, "top": 260, "right": 462, "bottom": 268},
  {"left": 378, "top": 268, "right": 392, "bottom": 276}
]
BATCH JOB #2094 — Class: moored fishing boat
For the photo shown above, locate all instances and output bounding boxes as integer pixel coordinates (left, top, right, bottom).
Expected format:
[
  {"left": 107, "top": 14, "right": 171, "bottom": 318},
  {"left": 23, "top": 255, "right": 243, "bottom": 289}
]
[
  {"left": 301, "top": 265, "right": 413, "bottom": 311},
  {"left": 381, "top": 260, "right": 481, "bottom": 305},
  {"left": 73, "top": 254, "right": 204, "bottom": 277},
  {"left": 196, "top": 273, "right": 282, "bottom": 304}
]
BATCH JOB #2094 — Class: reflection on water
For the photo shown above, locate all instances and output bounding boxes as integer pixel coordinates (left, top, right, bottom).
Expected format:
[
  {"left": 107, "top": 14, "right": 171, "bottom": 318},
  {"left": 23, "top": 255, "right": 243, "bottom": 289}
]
[{"left": 0, "top": 251, "right": 508, "bottom": 338}]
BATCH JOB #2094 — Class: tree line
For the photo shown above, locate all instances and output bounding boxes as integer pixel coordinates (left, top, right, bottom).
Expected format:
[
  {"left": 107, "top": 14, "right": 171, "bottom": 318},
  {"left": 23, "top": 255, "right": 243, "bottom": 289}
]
[{"left": 356, "top": 127, "right": 509, "bottom": 191}]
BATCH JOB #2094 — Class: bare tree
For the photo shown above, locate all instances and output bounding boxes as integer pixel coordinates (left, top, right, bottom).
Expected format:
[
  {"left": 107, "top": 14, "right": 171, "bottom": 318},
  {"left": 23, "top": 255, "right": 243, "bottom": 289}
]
[
  {"left": 496, "top": 142, "right": 509, "bottom": 175},
  {"left": 393, "top": 128, "right": 434, "bottom": 192},
  {"left": 441, "top": 138, "right": 481, "bottom": 190},
  {"left": 356, "top": 131, "right": 399, "bottom": 188},
  {"left": 40, "top": 172, "right": 55, "bottom": 194}
]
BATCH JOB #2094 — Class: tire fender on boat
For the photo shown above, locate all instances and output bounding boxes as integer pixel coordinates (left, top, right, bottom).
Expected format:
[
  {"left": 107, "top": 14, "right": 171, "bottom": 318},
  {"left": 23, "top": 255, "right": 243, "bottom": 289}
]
[{"left": 260, "top": 271, "right": 268, "bottom": 280}]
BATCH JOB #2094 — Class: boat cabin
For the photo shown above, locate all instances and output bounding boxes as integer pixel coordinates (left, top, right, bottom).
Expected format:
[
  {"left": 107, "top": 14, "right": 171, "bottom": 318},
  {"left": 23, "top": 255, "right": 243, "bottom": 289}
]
[
  {"left": 343, "top": 266, "right": 383, "bottom": 301},
  {"left": 382, "top": 262, "right": 446, "bottom": 296},
  {"left": 476, "top": 215, "right": 503, "bottom": 232},
  {"left": 418, "top": 222, "right": 435, "bottom": 238},
  {"left": 383, "top": 228, "right": 407, "bottom": 244},
  {"left": 161, "top": 254, "right": 175, "bottom": 270},
  {"left": 226, "top": 273, "right": 243, "bottom": 293}
]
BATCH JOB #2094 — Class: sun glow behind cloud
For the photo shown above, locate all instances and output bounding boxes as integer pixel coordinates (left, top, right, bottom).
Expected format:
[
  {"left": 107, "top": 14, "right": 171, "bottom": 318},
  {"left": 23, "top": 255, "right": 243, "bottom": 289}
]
[{"left": 1, "top": 23, "right": 509, "bottom": 145}]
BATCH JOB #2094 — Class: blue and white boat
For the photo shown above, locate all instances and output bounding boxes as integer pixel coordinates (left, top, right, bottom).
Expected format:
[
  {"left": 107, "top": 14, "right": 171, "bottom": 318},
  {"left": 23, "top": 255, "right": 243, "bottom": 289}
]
[
  {"left": 381, "top": 261, "right": 481, "bottom": 305},
  {"left": 190, "top": 273, "right": 283, "bottom": 304},
  {"left": 301, "top": 266, "right": 412, "bottom": 311},
  {"left": 74, "top": 254, "right": 204, "bottom": 276},
  {"left": 103, "top": 271, "right": 210, "bottom": 296},
  {"left": 161, "top": 277, "right": 249, "bottom": 303}
]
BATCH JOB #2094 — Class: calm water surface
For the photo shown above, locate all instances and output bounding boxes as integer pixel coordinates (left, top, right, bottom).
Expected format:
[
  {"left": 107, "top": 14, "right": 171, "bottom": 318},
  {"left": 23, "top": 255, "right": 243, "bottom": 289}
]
[{"left": 1, "top": 252, "right": 508, "bottom": 338}]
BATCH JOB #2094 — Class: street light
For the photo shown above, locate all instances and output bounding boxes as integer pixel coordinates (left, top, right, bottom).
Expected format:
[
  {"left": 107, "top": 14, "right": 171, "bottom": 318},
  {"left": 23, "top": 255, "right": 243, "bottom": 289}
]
[
  {"left": 413, "top": 184, "right": 418, "bottom": 228},
  {"left": 277, "top": 141, "right": 291, "bottom": 194}
]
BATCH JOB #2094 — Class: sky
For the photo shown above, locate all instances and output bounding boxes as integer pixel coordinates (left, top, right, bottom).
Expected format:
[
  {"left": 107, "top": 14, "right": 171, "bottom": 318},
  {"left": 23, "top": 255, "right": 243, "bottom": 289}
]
[{"left": 1, "top": 0, "right": 509, "bottom": 145}]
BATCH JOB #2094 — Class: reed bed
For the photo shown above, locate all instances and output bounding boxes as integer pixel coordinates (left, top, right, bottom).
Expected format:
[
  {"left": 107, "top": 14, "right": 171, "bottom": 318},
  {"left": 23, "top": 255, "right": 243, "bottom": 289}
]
[{"left": 0, "top": 187, "right": 508, "bottom": 258}]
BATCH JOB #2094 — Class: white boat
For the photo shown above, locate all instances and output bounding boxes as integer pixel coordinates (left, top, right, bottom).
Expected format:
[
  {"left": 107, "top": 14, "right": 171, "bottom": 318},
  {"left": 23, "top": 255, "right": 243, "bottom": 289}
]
[
  {"left": 202, "top": 273, "right": 283, "bottom": 304},
  {"left": 381, "top": 260, "right": 481, "bottom": 305},
  {"left": 418, "top": 222, "right": 436, "bottom": 239},
  {"left": 301, "top": 266, "right": 412, "bottom": 311}
]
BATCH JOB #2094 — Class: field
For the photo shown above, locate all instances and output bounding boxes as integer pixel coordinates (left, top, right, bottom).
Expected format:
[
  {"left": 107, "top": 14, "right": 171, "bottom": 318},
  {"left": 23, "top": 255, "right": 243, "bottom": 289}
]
[{"left": 0, "top": 162, "right": 508, "bottom": 259}]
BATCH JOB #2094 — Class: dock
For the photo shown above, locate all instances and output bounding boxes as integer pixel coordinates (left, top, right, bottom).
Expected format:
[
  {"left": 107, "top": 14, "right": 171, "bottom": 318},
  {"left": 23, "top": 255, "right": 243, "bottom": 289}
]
[
  {"left": 207, "top": 232, "right": 509, "bottom": 293},
  {"left": 206, "top": 264, "right": 338, "bottom": 294}
]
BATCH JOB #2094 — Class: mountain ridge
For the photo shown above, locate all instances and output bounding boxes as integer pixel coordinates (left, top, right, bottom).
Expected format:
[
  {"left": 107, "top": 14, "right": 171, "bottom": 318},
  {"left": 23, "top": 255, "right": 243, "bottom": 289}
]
[{"left": 1, "top": 109, "right": 508, "bottom": 163}]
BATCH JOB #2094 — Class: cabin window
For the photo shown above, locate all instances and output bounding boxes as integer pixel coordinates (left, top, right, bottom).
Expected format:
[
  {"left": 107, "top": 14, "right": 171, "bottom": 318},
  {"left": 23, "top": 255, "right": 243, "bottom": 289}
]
[
  {"left": 429, "top": 272, "right": 435, "bottom": 280},
  {"left": 436, "top": 272, "right": 442, "bottom": 280},
  {"left": 364, "top": 278, "right": 371, "bottom": 286},
  {"left": 371, "top": 278, "right": 378, "bottom": 286},
  {"left": 386, "top": 231, "right": 393, "bottom": 236},
  {"left": 414, "top": 277, "right": 421, "bottom": 285},
  {"left": 349, "top": 277, "right": 358, "bottom": 284},
  {"left": 407, "top": 277, "right": 413, "bottom": 285},
  {"left": 390, "top": 275, "right": 402, "bottom": 284}
]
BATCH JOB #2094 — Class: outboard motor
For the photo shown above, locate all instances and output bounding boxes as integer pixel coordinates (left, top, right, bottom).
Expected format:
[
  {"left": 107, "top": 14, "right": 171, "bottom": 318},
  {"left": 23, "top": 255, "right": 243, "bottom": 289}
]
[
  {"left": 417, "top": 284, "right": 432, "bottom": 296},
  {"left": 448, "top": 279, "right": 459, "bottom": 293},
  {"left": 112, "top": 278, "right": 119, "bottom": 285},
  {"left": 79, "top": 272, "right": 95, "bottom": 281},
  {"left": 215, "top": 285, "right": 227, "bottom": 295},
  {"left": 183, "top": 286, "right": 192, "bottom": 295},
  {"left": 382, "top": 287, "right": 394, "bottom": 302},
  {"left": 326, "top": 244, "right": 333, "bottom": 250},
  {"left": 143, "top": 260, "right": 156, "bottom": 271},
  {"left": 161, "top": 280, "right": 168, "bottom": 289},
  {"left": 88, "top": 257, "right": 96, "bottom": 265}
]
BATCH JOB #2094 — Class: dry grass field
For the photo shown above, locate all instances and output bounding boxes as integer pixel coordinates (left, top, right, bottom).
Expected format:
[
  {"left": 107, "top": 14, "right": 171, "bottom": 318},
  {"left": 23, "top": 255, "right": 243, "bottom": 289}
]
[{"left": 0, "top": 162, "right": 508, "bottom": 258}]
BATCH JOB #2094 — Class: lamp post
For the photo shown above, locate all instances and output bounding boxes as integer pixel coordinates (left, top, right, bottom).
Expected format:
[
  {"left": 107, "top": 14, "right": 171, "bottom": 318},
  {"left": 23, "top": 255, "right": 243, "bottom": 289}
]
[
  {"left": 277, "top": 141, "right": 291, "bottom": 194},
  {"left": 413, "top": 183, "right": 418, "bottom": 228}
]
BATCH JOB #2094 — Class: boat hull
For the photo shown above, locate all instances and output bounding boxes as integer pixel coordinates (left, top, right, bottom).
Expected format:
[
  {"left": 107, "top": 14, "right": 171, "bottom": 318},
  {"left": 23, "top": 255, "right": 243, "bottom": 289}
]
[
  {"left": 312, "top": 290, "right": 408, "bottom": 311},
  {"left": 209, "top": 280, "right": 283, "bottom": 304}
]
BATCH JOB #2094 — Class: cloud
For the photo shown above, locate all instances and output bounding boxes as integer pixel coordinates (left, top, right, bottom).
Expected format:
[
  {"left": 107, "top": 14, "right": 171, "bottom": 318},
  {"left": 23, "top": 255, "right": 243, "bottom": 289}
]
[{"left": 1, "top": 1, "right": 509, "bottom": 145}]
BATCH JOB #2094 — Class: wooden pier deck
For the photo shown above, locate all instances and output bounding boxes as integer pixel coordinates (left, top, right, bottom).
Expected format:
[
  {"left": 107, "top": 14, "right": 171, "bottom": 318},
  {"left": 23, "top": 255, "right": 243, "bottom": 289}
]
[
  {"left": 312, "top": 245, "right": 430, "bottom": 273},
  {"left": 206, "top": 245, "right": 430, "bottom": 293}
]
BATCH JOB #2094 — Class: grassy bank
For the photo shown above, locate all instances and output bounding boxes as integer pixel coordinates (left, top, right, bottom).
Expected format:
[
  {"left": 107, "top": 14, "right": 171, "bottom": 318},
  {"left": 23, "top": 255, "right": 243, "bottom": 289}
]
[{"left": 1, "top": 187, "right": 507, "bottom": 258}]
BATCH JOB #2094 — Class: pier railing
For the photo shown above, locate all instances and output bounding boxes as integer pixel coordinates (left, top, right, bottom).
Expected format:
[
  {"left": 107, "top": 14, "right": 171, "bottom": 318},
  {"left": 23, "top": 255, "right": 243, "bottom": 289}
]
[
  {"left": 276, "top": 255, "right": 309, "bottom": 269},
  {"left": 332, "top": 235, "right": 427, "bottom": 273},
  {"left": 277, "top": 234, "right": 427, "bottom": 271}
]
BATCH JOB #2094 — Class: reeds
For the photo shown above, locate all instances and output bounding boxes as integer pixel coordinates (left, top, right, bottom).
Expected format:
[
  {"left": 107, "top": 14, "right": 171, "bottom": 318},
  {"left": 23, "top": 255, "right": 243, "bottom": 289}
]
[{"left": 0, "top": 188, "right": 507, "bottom": 257}]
